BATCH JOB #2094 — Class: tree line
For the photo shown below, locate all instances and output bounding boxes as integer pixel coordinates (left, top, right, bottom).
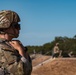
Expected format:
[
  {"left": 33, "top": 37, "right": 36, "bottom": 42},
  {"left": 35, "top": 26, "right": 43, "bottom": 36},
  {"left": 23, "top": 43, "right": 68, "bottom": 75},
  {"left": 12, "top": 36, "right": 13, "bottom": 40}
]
[{"left": 26, "top": 35, "right": 76, "bottom": 57}]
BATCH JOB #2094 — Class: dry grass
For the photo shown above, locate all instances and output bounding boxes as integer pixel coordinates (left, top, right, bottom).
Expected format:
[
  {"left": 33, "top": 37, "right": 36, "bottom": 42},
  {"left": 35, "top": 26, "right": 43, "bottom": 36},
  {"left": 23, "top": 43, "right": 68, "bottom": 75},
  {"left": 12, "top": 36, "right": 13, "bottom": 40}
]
[
  {"left": 31, "top": 56, "right": 76, "bottom": 75},
  {"left": 32, "top": 55, "right": 51, "bottom": 66}
]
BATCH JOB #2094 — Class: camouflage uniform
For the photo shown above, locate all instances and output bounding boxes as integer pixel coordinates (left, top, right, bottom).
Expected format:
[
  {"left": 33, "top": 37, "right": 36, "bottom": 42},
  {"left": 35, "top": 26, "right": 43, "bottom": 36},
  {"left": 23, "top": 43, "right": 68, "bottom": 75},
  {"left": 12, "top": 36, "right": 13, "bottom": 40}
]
[{"left": 0, "top": 10, "right": 32, "bottom": 75}]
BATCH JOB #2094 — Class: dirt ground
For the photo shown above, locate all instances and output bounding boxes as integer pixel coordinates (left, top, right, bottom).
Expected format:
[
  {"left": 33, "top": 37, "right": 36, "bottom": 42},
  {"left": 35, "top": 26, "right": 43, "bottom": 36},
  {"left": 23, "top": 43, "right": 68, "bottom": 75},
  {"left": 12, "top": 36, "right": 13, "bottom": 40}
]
[
  {"left": 32, "top": 55, "right": 51, "bottom": 66},
  {"left": 31, "top": 57, "right": 76, "bottom": 75}
]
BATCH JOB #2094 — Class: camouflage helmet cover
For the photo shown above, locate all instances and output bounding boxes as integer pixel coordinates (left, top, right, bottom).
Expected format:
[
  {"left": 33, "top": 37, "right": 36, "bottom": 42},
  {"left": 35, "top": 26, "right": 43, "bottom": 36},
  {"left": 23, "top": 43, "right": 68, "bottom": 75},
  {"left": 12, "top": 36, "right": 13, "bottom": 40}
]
[{"left": 0, "top": 10, "right": 20, "bottom": 29}]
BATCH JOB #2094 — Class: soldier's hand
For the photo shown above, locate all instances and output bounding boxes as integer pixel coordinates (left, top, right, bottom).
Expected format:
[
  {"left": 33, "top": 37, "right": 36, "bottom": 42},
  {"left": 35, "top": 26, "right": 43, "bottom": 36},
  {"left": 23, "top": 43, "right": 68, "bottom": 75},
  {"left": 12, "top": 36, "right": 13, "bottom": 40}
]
[
  {"left": 9, "top": 40, "right": 26, "bottom": 57},
  {"left": 9, "top": 40, "right": 25, "bottom": 50}
]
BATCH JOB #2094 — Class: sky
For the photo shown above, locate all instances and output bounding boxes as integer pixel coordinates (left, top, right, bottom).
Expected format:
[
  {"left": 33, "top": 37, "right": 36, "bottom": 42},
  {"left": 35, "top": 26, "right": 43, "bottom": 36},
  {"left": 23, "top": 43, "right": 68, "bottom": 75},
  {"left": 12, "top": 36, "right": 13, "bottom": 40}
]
[{"left": 0, "top": 0, "right": 76, "bottom": 46}]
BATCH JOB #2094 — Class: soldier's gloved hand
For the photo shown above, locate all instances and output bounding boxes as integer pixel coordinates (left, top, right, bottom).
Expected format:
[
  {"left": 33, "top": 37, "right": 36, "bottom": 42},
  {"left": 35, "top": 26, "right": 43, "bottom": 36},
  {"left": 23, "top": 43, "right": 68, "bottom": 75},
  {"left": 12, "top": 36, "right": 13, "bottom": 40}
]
[{"left": 21, "top": 57, "right": 31, "bottom": 70}]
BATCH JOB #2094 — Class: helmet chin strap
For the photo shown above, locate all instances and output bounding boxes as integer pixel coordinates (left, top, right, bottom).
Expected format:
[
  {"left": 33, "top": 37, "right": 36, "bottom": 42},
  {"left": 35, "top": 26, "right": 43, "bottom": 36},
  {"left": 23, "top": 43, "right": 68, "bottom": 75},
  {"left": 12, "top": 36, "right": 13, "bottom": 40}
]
[
  {"left": 5, "top": 26, "right": 18, "bottom": 38},
  {"left": 3, "top": 25, "right": 19, "bottom": 40},
  {"left": 11, "top": 26, "right": 19, "bottom": 38},
  {"left": 8, "top": 33, "right": 16, "bottom": 37}
]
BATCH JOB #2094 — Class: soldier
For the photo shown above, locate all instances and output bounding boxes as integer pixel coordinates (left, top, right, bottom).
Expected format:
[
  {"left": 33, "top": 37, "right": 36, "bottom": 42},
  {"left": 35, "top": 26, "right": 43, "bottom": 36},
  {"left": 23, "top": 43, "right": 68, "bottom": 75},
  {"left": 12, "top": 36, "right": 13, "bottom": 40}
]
[
  {"left": 0, "top": 10, "right": 32, "bottom": 75},
  {"left": 52, "top": 43, "right": 61, "bottom": 58}
]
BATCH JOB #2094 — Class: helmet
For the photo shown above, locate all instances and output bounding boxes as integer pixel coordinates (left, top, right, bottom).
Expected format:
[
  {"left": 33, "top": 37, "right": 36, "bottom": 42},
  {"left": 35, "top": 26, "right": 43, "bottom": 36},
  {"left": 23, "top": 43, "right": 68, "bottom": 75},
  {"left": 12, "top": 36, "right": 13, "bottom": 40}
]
[{"left": 0, "top": 10, "right": 20, "bottom": 29}]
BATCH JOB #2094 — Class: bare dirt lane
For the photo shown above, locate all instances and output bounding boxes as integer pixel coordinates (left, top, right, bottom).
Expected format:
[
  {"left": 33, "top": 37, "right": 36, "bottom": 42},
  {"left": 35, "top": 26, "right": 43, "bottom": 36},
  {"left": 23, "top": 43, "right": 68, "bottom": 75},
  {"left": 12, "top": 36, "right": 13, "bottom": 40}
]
[{"left": 32, "top": 58, "right": 76, "bottom": 75}]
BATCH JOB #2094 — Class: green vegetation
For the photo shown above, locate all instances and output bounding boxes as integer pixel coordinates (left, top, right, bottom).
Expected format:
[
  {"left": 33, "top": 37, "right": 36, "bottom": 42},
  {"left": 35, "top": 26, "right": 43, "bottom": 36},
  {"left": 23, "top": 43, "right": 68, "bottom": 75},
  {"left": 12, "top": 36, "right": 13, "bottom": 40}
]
[{"left": 26, "top": 35, "right": 76, "bottom": 57}]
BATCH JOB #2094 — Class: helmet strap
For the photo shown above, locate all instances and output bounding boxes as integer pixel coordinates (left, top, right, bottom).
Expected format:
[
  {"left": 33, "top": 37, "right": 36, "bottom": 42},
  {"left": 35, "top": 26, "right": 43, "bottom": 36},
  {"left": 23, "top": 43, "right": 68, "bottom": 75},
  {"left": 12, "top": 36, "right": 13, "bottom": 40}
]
[{"left": 11, "top": 25, "right": 18, "bottom": 38}]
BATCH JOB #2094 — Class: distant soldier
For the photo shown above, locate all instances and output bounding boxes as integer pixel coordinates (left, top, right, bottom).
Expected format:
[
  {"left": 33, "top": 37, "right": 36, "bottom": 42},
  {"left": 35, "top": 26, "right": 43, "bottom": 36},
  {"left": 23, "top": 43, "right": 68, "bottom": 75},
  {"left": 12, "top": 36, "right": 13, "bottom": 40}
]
[
  {"left": 52, "top": 43, "right": 61, "bottom": 58},
  {"left": 68, "top": 51, "right": 74, "bottom": 57},
  {"left": 0, "top": 10, "right": 32, "bottom": 75}
]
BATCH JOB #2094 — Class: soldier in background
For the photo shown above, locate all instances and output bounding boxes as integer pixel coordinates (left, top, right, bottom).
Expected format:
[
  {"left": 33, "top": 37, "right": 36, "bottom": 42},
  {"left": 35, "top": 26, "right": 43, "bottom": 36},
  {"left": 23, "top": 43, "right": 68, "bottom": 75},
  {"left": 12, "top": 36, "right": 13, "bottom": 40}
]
[
  {"left": 0, "top": 10, "right": 32, "bottom": 75},
  {"left": 68, "top": 51, "right": 74, "bottom": 57},
  {"left": 52, "top": 43, "right": 62, "bottom": 58}
]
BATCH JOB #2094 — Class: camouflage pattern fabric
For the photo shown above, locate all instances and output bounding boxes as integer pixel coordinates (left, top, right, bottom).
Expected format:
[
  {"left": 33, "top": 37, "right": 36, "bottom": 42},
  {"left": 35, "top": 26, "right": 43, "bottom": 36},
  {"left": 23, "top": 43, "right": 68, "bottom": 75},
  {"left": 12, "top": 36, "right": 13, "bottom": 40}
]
[
  {"left": 0, "top": 10, "right": 20, "bottom": 29},
  {"left": 0, "top": 40, "right": 32, "bottom": 75}
]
